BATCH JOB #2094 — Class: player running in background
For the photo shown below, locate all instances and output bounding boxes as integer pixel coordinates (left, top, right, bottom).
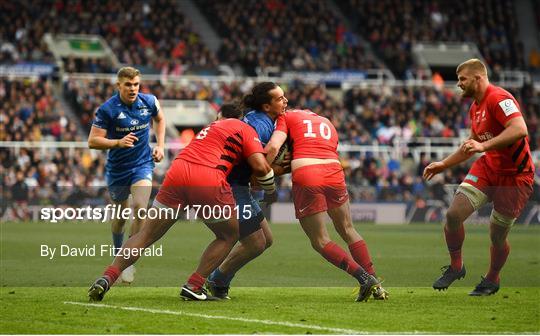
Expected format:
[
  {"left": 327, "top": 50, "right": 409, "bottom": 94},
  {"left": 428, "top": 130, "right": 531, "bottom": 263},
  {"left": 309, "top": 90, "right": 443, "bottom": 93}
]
[
  {"left": 88, "top": 67, "right": 165, "bottom": 283},
  {"left": 88, "top": 103, "right": 276, "bottom": 302},
  {"left": 424, "top": 59, "right": 534, "bottom": 296},
  {"left": 206, "top": 82, "right": 288, "bottom": 299},
  {"left": 265, "top": 109, "right": 388, "bottom": 302}
]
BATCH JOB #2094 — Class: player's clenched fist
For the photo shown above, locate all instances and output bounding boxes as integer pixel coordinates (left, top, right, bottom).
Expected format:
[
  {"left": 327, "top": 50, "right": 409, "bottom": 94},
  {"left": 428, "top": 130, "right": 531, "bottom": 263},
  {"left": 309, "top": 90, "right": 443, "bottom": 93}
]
[
  {"left": 117, "top": 132, "right": 138, "bottom": 148},
  {"left": 152, "top": 146, "right": 164, "bottom": 162},
  {"left": 423, "top": 161, "right": 446, "bottom": 181}
]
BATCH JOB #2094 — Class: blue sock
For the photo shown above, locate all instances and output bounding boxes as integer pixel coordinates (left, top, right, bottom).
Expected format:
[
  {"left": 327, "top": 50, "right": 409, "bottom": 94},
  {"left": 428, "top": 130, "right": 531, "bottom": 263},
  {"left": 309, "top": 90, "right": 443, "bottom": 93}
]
[
  {"left": 208, "top": 268, "right": 235, "bottom": 287},
  {"left": 112, "top": 232, "right": 124, "bottom": 251}
]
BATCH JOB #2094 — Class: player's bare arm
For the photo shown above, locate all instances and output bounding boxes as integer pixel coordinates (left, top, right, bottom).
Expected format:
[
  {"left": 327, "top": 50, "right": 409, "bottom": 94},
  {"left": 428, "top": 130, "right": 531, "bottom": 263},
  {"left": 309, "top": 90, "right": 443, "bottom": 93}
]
[
  {"left": 247, "top": 152, "right": 273, "bottom": 177},
  {"left": 152, "top": 104, "right": 166, "bottom": 162},
  {"left": 88, "top": 126, "right": 138, "bottom": 150},
  {"left": 423, "top": 131, "right": 477, "bottom": 181},
  {"left": 462, "top": 117, "right": 528, "bottom": 155},
  {"left": 265, "top": 130, "right": 287, "bottom": 164}
]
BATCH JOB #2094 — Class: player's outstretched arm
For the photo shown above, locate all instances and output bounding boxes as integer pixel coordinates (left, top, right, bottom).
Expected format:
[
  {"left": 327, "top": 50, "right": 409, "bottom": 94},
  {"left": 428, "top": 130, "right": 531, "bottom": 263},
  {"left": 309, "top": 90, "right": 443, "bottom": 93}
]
[
  {"left": 152, "top": 107, "right": 166, "bottom": 162},
  {"left": 265, "top": 130, "right": 287, "bottom": 164},
  {"left": 88, "top": 126, "right": 138, "bottom": 150}
]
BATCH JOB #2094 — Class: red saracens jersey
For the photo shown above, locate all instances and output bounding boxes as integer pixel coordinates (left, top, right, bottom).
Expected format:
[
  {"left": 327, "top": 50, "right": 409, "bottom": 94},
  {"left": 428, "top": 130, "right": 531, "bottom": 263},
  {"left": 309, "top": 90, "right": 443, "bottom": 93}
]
[
  {"left": 178, "top": 118, "right": 264, "bottom": 175},
  {"left": 275, "top": 109, "right": 339, "bottom": 160},
  {"left": 469, "top": 84, "right": 534, "bottom": 175}
]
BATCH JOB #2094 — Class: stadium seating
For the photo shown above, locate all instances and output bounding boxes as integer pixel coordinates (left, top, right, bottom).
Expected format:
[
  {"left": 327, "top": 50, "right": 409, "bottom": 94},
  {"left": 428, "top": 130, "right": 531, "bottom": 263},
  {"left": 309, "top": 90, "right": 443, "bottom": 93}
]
[
  {"left": 1, "top": 0, "right": 217, "bottom": 74},
  {"left": 196, "top": 0, "right": 383, "bottom": 75},
  {"left": 338, "top": 0, "right": 526, "bottom": 79},
  {"left": 1, "top": 78, "right": 80, "bottom": 142}
]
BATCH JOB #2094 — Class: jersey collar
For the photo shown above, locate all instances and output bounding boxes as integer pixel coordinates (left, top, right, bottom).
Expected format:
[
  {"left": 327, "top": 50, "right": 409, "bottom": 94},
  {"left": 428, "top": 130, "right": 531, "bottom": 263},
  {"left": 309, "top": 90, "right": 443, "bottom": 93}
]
[{"left": 115, "top": 93, "right": 140, "bottom": 108}]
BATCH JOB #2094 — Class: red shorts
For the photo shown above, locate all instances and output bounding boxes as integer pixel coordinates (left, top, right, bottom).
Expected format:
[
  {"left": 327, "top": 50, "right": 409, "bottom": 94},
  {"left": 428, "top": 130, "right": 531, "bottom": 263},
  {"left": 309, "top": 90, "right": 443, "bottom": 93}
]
[
  {"left": 291, "top": 163, "right": 349, "bottom": 219},
  {"left": 155, "top": 159, "right": 235, "bottom": 209},
  {"left": 463, "top": 156, "right": 534, "bottom": 218}
]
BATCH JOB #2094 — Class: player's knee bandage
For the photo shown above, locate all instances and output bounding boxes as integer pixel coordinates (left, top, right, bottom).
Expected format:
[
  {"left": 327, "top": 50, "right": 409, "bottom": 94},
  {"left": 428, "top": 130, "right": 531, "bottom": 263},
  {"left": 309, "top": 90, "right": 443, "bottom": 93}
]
[
  {"left": 456, "top": 182, "right": 488, "bottom": 210},
  {"left": 256, "top": 170, "right": 275, "bottom": 192},
  {"left": 490, "top": 209, "right": 516, "bottom": 228}
]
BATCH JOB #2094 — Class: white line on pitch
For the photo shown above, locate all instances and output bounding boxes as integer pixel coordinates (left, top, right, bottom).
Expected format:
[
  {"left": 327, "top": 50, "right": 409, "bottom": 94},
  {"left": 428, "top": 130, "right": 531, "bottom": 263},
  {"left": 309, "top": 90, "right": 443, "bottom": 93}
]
[{"left": 64, "top": 301, "right": 366, "bottom": 334}]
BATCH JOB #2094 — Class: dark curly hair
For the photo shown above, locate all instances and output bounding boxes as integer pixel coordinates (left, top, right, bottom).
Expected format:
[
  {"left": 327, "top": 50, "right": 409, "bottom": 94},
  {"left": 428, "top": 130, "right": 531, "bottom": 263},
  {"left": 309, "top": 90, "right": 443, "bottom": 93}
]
[
  {"left": 219, "top": 101, "right": 243, "bottom": 119},
  {"left": 242, "top": 82, "right": 278, "bottom": 111}
]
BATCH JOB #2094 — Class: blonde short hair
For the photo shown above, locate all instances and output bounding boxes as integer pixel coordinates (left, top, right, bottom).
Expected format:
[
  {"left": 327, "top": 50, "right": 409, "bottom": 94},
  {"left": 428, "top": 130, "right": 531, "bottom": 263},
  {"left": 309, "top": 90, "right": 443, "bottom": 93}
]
[
  {"left": 456, "top": 59, "right": 487, "bottom": 77},
  {"left": 117, "top": 66, "right": 140, "bottom": 80}
]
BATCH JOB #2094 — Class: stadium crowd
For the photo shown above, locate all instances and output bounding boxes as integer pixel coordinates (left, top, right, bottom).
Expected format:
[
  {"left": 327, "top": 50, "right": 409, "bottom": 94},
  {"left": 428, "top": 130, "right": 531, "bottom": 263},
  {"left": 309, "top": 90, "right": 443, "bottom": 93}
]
[
  {"left": 1, "top": 78, "right": 80, "bottom": 142},
  {"left": 1, "top": 0, "right": 218, "bottom": 74},
  {"left": 338, "top": 0, "right": 526, "bottom": 79},
  {"left": 197, "top": 0, "right": 381, "bottom": 75},
  {"left": 0, "top": 77, "right": 105, "bottom": 218},
  {"left": 2, "top": 0, "right": 535, "bottom": 80}
]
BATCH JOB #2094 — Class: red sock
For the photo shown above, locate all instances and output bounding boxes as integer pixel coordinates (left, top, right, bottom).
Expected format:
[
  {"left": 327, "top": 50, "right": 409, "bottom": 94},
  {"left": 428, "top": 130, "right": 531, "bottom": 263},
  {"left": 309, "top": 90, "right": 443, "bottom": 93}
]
[
  {"left": 348, "top": 240, "right": 375, "bottom": 276},
  {"left": 321, "top": 242, "right": 361, "bottom": 275},
  {"left": 486, "top": 242, "right": 510, "bottom": 284},
  {"left": 187, "top": 272, "right": 206, "bottom": 290},
  {"left": 444, "top": 225, "right": 465, "bottom": 271},
  {"left": 103, "top": 265, "right": 121, "bottom": 284}
]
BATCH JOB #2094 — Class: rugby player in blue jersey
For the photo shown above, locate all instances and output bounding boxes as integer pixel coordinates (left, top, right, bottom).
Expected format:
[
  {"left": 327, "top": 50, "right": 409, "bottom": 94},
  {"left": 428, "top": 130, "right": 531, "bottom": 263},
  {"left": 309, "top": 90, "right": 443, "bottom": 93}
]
[
  {"left": 88, "top": 67, "right": 165, "bottom": 283},
  {"left": 206, "top": 82, "right": 289, "bottom": 299}
]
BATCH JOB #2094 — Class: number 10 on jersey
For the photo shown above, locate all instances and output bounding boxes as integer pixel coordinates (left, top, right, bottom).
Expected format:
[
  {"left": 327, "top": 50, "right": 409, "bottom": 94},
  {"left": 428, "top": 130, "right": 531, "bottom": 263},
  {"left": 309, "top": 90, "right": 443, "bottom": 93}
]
[{"left": 303, "top": 119, "right": 332, "bottom": 139}]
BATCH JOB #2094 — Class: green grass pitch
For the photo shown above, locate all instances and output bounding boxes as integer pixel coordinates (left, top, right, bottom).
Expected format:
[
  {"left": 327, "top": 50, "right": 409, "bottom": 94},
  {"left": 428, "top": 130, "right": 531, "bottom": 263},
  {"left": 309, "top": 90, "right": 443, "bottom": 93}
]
[{"left": 1, "top": 220, "right": 539, "bottom": 334}]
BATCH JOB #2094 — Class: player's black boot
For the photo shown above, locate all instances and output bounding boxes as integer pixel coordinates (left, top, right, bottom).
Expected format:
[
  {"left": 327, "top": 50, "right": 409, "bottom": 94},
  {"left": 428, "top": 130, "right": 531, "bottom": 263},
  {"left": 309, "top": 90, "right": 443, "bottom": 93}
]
[
  {"left": 433, "top": 265, "right": 466, "bottom": 290},
  {"left": 206, "top": 280, "right": 231, "bottom": 300},
  {"left": 88, "top": 277, "right": 110, "bottom": 301},
  {"left": 355, "top": 270, "right": 380, "bottom": 302},
  {"left": 180, "top": 284, "right": 220, "bottom": 301},
  {"left": 469, "top": 276, "right": 499, "bottom": 296}
]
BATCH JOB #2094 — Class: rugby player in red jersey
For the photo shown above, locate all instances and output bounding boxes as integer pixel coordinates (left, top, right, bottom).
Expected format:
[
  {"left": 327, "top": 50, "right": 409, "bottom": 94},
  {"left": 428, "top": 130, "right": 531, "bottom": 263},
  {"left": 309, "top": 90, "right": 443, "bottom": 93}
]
[
  {"left": 424, "top": 59, "right": 534, "bottom": 296},
  {"left": 266, "top": 109, "right": 388, "bottom": 302},
  {"left": 88, "top": 103, "right": 276, "bottom": 301}
]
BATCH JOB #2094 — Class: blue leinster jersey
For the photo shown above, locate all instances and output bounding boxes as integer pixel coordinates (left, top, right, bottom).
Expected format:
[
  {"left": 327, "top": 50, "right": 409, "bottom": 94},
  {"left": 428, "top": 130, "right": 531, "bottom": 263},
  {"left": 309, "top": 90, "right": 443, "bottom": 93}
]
[
  {"left": 228, "top": 110, "right": 275, "bottom": 186},
  {"left": 92, "top": 93, "right": 159, "bottom": 172}
]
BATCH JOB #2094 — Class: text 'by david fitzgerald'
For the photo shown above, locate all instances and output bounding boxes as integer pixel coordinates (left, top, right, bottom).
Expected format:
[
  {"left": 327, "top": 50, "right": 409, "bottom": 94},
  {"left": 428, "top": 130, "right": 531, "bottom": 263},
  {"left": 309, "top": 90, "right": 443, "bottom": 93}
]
[{"left": 40, "top": 244, "right": 163, "bottom": 259}]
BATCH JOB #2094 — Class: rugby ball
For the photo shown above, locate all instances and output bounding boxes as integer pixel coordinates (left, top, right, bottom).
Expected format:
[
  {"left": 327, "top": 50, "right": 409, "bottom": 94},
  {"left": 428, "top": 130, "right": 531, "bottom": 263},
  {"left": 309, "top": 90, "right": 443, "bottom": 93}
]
[{"left": 273, "top": 143, "right": 289, "bottom": 165}]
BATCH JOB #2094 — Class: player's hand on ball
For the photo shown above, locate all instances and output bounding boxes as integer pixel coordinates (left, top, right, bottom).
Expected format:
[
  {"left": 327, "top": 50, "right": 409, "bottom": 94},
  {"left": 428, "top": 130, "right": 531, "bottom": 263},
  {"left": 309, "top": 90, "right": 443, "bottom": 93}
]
[
  {"left": 423, "top": 161, "right": 446, "bottom": 181},
  {"left": 118, "top": 133, "right": 138, "bottom": 148},
  {"left": 152, "top": 146, "right": 164, "bottom": 162},
  {"left": 280, "top": 153, "right": 292, "bottom": 173}
]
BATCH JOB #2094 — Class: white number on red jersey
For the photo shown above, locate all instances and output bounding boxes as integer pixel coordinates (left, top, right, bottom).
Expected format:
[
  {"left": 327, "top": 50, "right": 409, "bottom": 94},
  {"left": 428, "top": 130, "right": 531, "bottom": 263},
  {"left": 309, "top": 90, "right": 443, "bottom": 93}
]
[
  {"left": 303, "top": 119, "right": 332, "bottom": 140},
  {"left": 196, "top": 126, "right": 211, "bottom": 140}
]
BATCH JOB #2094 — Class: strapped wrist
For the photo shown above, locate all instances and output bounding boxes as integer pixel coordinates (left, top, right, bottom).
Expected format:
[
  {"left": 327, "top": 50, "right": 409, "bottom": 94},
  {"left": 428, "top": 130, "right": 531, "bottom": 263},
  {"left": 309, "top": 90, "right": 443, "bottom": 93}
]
[{"left": 256, "top": 169, "right": 275, "bottom": 192}]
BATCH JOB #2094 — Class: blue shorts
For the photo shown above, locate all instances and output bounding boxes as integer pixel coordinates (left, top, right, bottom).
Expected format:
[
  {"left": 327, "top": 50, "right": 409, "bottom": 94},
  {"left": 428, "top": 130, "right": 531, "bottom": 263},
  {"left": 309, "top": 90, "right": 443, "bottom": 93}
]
[
  {"left": 231, "top": 185, "right": 264, "bottom": 239},
  {"left": 106, "top": 165, "right": 153, "bottom": 202}
]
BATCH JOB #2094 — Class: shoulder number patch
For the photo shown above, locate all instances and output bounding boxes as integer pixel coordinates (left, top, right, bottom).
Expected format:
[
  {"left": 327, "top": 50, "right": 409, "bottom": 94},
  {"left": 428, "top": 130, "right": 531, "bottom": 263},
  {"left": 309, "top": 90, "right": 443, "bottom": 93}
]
[{"left": 498, "top": 99, "right": 519, "bottom": 116}]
